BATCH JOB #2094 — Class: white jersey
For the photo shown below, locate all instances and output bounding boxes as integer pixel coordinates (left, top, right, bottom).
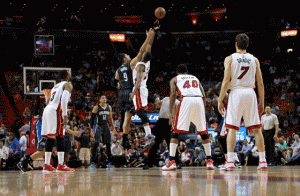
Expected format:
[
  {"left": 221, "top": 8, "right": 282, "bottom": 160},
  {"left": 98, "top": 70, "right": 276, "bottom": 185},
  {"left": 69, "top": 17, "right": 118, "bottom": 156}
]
[
  {"left": 159, "top": 97, "right": 180, "bottom": 119},
  {"left": 132, "top": 61, "right": 150, "bottom": 89},
  {"left": 176, "top": 74, "right": 203, "bottom": 97},
  {"left": 46, "top": 81, "right": 68, "bottom": 110},
  {"left": 228, "top": 53, "right": 256, "bottom": 90}
]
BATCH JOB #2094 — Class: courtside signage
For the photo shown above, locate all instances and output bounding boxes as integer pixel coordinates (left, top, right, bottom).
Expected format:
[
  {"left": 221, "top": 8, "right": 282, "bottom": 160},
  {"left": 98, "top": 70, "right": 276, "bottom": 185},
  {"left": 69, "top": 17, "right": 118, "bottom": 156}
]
[
  {"left": 132, "top": 113, "right": 159, "bottom": 123},
  {"left": 281, "top": 30, "right": 298, "bottom": 37}
]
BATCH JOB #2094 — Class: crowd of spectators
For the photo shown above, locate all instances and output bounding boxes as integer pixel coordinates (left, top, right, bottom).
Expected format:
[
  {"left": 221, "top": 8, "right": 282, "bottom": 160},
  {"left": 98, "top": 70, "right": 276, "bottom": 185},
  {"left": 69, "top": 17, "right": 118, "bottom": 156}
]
[{"left": 1, "top": 31, "right": 300, "bottom": 169}]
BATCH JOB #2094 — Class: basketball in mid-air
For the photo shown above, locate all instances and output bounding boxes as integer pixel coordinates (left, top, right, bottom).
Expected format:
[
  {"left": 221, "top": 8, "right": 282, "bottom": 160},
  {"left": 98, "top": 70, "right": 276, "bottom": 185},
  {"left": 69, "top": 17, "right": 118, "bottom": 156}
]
[{"left": 155, "top": 7, "right": 166, "bottom": 19}]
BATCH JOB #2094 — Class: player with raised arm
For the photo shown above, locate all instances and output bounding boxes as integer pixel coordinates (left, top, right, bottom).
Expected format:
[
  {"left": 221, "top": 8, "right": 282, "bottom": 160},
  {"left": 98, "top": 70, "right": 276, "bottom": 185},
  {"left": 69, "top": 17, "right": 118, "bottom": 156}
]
[
  {"left": 162, "top": 64, "right": 214, "bottom": 171},
  {"left": 116, "top": 23, "right": 160, "bottom": 151},
  {"left": 218, "top": 33, "right": 267, "bottom": 171}
]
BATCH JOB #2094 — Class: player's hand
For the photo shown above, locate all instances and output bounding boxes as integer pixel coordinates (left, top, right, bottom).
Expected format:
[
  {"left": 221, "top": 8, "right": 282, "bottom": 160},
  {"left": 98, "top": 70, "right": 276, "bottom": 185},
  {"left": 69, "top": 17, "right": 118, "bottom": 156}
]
[
  {"left": 273, "top": 135, "right": 278, "bottom": 141},
  {"left": 129, "top": 93, "right": 134, "bottom": 101},
  {"left": 258, "top": 101, "right": 264, "bottom": 116},
  {"left": 218, "top": 101, "right": 225, "bottom": 116},
  {"left": 169, "top": 116, "right": 174, "bottom": 126},
  {"left": 62, "top": 116, "right": 68, "bottom": 128}
]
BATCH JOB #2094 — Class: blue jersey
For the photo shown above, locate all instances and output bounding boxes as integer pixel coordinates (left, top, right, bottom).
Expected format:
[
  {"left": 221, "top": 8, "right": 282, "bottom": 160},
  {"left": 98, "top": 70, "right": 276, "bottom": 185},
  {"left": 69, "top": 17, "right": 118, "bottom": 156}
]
[{"left": 35, "top": 118, "right": 42, "bottom": 143}]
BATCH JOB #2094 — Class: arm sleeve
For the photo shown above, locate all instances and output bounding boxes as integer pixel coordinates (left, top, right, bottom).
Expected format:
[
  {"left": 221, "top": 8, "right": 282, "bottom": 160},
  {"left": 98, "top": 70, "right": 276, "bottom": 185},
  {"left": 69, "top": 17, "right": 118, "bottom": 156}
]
[
  {"left": 91, "top": 113, "right": 96, "bottom": 128},
  {"left": 61, "top": 90, "right": 71, "bottom": 116}
]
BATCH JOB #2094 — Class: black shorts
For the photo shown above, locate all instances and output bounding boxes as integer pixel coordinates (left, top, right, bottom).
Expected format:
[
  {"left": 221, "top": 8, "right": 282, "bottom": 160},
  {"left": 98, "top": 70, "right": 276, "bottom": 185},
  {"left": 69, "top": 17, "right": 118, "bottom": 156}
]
[
  {"left": 36, "top": 138, "right": 57, "bottom": 150},
  {"left": 119, "top": 89, "right": 135, "bottom": 113},
  {"left": 95, "top": 124, "right": 111, "bottom": 144},
  {"left": 64, "top": 136, "right": 72, "bottom": 153}
]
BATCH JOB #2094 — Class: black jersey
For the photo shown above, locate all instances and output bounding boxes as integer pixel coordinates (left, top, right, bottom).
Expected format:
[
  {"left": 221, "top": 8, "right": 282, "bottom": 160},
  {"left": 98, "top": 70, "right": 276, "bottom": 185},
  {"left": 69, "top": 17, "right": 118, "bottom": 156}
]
[
  {"left": 117, "top": 62, "right": 133, "bottom": 90},
  {"left": 97, "top": 104, "right": 110, "bottom": 125}
]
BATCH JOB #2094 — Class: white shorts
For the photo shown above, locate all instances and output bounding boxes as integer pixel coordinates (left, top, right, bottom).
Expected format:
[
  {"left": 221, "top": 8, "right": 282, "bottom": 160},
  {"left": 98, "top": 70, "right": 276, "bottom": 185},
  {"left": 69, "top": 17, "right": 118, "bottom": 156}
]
[
  {"left": 41, "top": 105, "right": 64, "bottom": 138},
  {"left": 133, "top": 87, "right": 148, "bottom": 111},
  {"left": 171, "top": 97, "right": 207, "bottom": 135},
  {"left": 225, "top": 88, "right": 262, "bottom": 131},
  {"left": 219, "top": 117, "right": 228, "bottom": 138}
]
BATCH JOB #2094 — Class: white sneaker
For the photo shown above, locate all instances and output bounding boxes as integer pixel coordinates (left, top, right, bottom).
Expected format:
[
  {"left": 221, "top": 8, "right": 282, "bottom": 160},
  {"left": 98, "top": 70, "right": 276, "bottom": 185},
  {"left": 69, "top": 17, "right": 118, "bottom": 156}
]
[
  {"left": 220, "top": 161, "right": 236, "bottom": 171},
  {"left": 206, "top": 160, "right": 214, "bottom": 170},
  {"left": 162, "top": 160, "right": 177, "bottom": 171},
  {"left": 257, "top": 161, "right": 268, "bottom": 170}
]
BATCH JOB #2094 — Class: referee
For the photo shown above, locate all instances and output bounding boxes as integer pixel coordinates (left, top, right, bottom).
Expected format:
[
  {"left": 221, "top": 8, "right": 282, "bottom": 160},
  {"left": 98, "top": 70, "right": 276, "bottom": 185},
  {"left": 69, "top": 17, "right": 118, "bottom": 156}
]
[
  {"left": 145, "top": 96, "right": 179, "bottom": 168},
  {"left": 261, "top": 106, "right": 279, "bottom": 166}
]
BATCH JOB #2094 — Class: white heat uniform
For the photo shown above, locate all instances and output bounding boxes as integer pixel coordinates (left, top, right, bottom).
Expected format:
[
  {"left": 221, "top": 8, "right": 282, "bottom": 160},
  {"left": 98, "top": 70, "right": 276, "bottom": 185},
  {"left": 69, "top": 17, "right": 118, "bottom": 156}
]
[
  {"left": 225, "top": 52, "right": 262, "bottom": 131},
  {"left": 41, "top": 81, "right": 68, "bottom": 138},
  {"left": 132, "top": 61, "right": 150, "bottom": 111},
  {"left": 171, "top": 74, "right": 207, "bottom": 134}
]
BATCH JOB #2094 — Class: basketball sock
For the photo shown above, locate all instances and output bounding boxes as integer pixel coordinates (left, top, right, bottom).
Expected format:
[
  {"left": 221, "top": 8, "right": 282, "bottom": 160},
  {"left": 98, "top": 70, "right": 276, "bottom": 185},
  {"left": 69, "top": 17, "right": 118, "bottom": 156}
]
[
  {"left": 203, "top": 143, "right": 212, "bottom": 158},
  {"left": 169, "top": 143, "right": 178, "bottom": 158},
  {"left": 144, "top": 125, "right": 152, "bottom": 136},
  {"left": 57, "top": 152, "right": 65, "bottom": 166},
  {"left": 45, "top": 152, "right": 52, "bottom": 165},
  {"left": 234, "top": 153, "right": 239, "bottom": 162},
  {"left": 259, "top": 152, "right": 266, "bottom": 162},
  {"left": 225, "top": 154, "right": 227, "bottom": 160},
  {"left": 227, "top": 152, "right": 235, "bottom": 163}
]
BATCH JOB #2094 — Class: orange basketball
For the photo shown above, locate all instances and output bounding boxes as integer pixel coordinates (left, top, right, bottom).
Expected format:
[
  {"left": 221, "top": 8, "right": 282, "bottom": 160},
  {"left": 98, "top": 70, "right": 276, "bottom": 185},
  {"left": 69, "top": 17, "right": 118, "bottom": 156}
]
[{"left": 155, "top": 7, "right": 166, "bottom": 19}]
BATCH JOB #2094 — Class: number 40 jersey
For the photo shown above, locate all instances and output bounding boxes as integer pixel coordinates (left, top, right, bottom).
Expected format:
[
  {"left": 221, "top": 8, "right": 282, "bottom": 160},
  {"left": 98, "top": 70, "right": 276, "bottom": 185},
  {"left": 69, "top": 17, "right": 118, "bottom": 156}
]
[{"left": 176, "top": 74, "right": 203, "bottom": 98}]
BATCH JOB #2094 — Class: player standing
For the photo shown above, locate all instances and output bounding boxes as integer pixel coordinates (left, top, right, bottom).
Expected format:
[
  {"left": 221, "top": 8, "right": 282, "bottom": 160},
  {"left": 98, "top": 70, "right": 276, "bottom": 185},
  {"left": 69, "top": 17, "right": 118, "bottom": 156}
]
[
  {"left": 91, "top": 95, "right": 115, "bottom": 166},
  {"left": 162, "top": 64, "right": 214, "bottom": 171},
  {"left": 41, "top": 70, "right": 74, "bottom": 173},
  {"left": 218, "top": 33, "right": 267, "bottom": 171}
]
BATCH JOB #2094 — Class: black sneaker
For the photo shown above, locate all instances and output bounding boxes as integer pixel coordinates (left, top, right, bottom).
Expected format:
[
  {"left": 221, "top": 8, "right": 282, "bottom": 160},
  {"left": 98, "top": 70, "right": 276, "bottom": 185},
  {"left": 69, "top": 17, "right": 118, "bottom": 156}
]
[
  {"left": 143, "top": 164, "right": 150, "bottom": 170},
  {"left": 177, "top": 164, "right": 182, "bottom": 169},
  {"left": 17, "top": 161, "right": 27, "bottom": 173}
]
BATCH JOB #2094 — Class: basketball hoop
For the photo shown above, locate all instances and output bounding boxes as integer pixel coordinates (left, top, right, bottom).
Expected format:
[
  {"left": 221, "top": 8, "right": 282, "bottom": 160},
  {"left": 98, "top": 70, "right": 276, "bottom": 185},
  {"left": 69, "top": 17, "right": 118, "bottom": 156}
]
[{"left": 40, "top": 89, "right": 51, "bottom": 99}]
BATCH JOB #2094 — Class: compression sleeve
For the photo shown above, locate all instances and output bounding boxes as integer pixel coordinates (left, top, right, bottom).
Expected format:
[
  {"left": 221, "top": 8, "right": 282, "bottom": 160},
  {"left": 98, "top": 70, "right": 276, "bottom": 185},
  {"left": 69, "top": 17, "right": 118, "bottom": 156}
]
[
  {"left": 61, "top": 90, "right": 71, "bottom": 116},
  {"left": 91, "top": 113, "right": 96, "bottom": 128}
]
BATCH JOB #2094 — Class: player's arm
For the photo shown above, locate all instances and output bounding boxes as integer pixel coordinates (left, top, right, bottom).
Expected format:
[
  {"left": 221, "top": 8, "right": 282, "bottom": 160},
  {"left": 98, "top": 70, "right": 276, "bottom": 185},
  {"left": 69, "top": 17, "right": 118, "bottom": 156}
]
[
  {"left": 169, "top": 77, "right": 177, "bottom": 124},
  {"left": 61, "top": 82, "right": 73, "bottom": 127},
  {"left": 218, "top": 56, "right": 232, "bottom": 115},
  {"left": 255, "top": 57, "right": 265, "bottom": 112},
  {"left": 130, "top": 28, "right": 154, "bottom": 70},
  {"left": 65, "top": 127, "right": 81, "bottom": 137},
  {"left": 90, "top": 105, "right": 98, "bottom": 128},
  {"left": 115, "top": 70, "right": 119, "bottom": 80},
  {"left": 129, "top": 64, "right": 145, "bottom": 100},
  {"left": 45, "top": 94, "right": 51, "bottom": 105},
  {"left": 199, "top": 82, "right": 206, "bottom": 106},
  {"left": 108, "top": 106, "right": 117, "bottom": 134}
]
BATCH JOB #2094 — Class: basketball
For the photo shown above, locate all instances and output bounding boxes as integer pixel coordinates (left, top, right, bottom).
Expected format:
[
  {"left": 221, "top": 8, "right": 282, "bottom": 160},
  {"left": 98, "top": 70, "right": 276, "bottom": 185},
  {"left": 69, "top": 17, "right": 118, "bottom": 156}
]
[{"left": 155, "top": 7, "right": 166, "bottom": 19}]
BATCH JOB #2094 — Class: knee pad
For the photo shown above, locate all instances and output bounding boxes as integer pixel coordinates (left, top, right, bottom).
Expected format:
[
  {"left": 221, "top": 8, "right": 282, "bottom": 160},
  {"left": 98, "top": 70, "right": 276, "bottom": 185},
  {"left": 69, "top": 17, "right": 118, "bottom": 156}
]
[
  {"left": 201, "top": 133, "right": 210, "bottom": 140},
  {"left": 137, "top": 109, "right": 149, "bottom": 125},
  {"left": 170, "top": 131, "right": 179, "bottom": 139}
]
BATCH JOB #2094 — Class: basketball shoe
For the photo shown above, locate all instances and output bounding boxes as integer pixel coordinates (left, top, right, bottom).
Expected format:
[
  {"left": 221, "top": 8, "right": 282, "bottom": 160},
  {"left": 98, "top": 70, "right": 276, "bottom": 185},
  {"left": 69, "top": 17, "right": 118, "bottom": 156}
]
[
  {"left": 143, "top": 134, "right": 156, "bottom": 152},
  {"left": 56, "top": 164, "right": 75, "bottom": 172},
  {"left": 220, "top": 161, "right": 236, "bottom": 171},
  {"left": 257, "top": 161, "right": 268, "bottom": 170},
  {"left": 206, "top": 160, "right": 215, "bottom": 170},
  {"left": 43, "top": 164, "right": 57, "bottom": 173},
  {"left": 162, "top": 160, "right": 177, "bottom": 171}
]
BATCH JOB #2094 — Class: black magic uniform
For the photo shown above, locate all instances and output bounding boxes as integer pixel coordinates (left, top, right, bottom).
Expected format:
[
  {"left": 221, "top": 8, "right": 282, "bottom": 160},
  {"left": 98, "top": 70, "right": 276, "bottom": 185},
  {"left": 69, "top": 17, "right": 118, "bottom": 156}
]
[{"left": 95, "top": 104, "right": 111, "bottom": 144}]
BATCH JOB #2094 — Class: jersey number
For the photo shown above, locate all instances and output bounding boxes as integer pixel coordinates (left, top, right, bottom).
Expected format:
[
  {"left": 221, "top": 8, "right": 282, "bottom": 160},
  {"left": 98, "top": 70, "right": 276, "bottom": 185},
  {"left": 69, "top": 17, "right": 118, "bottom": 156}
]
[
  {"left": 103, "top": 115, "right": 106, "bottom": 120},
  {"left": 238, "top": 66, "right": 249, "bottom": 79},
  {"left": 50, "top": 92, "right": 56, "bottom": 102},
  {"left": 183, "top": 80, "right": 198, "bottom": 88},
  {"left": 123, "top": 73, "right": 128, "bottom": 81}
]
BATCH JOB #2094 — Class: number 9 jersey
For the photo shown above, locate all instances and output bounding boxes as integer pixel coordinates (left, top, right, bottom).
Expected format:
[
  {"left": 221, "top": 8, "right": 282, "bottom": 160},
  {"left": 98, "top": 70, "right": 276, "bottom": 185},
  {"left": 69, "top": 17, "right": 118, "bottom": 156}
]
[{"left": 176, "top": 75, "right": 203, "bottom": 98}]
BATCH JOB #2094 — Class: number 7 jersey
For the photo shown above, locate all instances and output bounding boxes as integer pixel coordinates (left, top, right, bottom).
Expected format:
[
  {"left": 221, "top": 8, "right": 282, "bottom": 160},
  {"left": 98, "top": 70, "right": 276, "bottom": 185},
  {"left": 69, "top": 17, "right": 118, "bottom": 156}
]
[
  {"left": 176, "top": 74, "right": 203, "bottom": 97},
  {"left": 228, "top": 53, "right": 256, "bottom": 90}
]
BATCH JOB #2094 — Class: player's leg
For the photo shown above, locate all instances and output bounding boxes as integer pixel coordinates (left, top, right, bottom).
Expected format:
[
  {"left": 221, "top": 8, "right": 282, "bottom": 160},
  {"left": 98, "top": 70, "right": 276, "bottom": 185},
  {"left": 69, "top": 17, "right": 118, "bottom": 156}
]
[
  {"left": 136, "top": 109, "right": 155, "bottom": 151},
  {"left": 122, "top": 111, "right": 133, "bottom": 149},
  {"left": 222, "top": 90, "right": 243, "bottom": 171},
  {"left": 243, "top": 89, "right": 267, "bottom": 169}
]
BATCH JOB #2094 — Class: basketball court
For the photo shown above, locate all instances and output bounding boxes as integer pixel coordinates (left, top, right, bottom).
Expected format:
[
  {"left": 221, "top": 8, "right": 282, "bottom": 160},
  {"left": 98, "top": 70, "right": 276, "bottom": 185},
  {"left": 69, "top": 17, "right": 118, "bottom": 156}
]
[{"left": 1, "top": 166, "right": 299, "bottom": 195}]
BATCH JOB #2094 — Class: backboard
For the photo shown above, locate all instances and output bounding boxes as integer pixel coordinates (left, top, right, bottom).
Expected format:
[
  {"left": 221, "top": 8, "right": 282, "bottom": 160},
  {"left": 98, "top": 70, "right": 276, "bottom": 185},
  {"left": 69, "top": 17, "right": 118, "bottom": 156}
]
[{"left": 23, "top": 67, "right": 71, "bottom": 96}]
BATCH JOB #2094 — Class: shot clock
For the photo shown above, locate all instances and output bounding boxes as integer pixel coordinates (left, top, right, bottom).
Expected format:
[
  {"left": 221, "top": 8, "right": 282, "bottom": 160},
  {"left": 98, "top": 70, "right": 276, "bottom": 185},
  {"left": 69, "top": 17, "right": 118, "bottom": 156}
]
[{"left": 34, "top": 35, "right": 54, "bottom": 55}]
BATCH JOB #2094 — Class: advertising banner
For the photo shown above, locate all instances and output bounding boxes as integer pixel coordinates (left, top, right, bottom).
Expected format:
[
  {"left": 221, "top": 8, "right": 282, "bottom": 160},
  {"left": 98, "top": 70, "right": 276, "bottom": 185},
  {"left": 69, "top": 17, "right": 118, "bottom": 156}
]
[{"left": 131, "top": 113, "right": 159, "bottom": 123}]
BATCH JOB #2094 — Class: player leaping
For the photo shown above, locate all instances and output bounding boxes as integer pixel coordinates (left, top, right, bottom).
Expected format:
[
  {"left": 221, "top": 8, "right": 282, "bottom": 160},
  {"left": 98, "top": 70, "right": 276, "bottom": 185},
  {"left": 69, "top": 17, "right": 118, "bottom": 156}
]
[{"left": 116, "top": 24, "right": 159, "bottom": 151}]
